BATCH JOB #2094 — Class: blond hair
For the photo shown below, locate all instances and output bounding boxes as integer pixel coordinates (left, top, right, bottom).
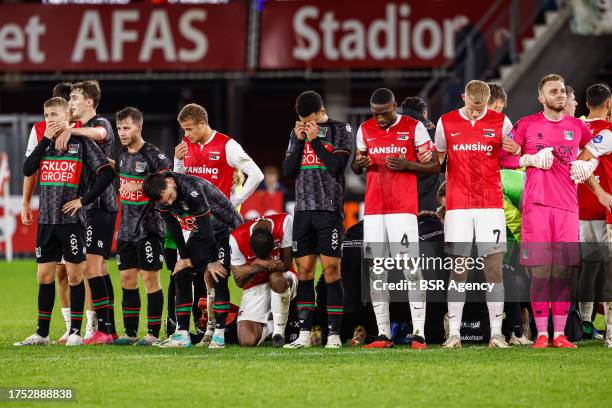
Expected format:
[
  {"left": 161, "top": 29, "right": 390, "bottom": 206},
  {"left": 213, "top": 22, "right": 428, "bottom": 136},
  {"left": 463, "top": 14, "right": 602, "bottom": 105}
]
[
  {"left": 43, "top": 97, "right": 68, "bottom": 110},
  {"left": 464, "top": 80, "right": 490, "bottom": 104},
  {"left": 538, "top": 74, "right": 564, "bottom": 91}
]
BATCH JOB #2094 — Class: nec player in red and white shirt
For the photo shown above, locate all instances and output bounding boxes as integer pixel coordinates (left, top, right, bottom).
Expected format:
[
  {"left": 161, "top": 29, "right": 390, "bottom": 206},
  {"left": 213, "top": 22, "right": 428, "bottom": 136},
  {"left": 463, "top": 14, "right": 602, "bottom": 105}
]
[
  {"left": 572, "top": 83, "right": 612, "bottom": 347},
  {"left": 229, "top": 213, "right": 298, "bottom": 348},
  {"left": 434, "top": 80, "right": 519, "bottom": 349},
  {"left": 352, "top": 88, "right": 440, "bottom": 349}
]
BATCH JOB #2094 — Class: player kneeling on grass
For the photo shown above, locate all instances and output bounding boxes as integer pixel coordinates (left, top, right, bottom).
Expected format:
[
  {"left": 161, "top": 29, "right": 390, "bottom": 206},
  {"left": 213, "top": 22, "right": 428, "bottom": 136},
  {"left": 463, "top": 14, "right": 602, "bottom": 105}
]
[
  {"left": 230, "top": 213, "right": 297, "bottom": 347},
  {"left": 15, "top": 97, "right": 115, "bottom": 346},
  {"left": 111, "top": 107, "right": 172, "bottom": 346}
]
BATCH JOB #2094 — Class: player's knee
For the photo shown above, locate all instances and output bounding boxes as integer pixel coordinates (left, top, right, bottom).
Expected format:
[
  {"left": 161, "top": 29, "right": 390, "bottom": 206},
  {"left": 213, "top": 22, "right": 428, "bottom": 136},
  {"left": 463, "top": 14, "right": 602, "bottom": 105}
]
[
  {"left": 238, "top": 332, "right": 259, "bottom": 347},
  {"left": 142, "top": 271, "right": 161, "bottom": 293},
  {"left": 269, "top": 272, "right": 288, "bottom": 293},
  {"left": 55, "top": 264, "right": 67, "bottom": 278},
  {"left": 322, "top": 263, "right": 341, "bottom": 283},
  {"left": 120, "top": 271, "right": 138, "bottom": 290},
  {"left": 37, "top": 269, "right": 55, "bottom": 284}
]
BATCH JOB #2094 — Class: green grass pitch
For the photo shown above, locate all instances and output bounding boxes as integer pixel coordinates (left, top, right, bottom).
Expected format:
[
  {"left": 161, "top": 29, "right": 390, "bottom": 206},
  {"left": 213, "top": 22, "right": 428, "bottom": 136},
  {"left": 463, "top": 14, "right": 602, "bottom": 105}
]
[{"left": 1, "top": 260, "right": 611, "bottom": 407}]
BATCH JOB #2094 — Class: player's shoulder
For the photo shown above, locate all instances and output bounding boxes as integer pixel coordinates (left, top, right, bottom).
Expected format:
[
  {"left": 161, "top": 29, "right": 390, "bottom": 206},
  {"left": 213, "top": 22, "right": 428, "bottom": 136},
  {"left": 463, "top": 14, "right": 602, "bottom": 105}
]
[
  {"left": 514, "top": 112, "right": 541, "bottom": 128},
  {"left": 214, "top": 131, "right": 233, "bottom": 143},
  {"left": 360, "top": 117, "right": 379, "bottom": 130},
  {"left": 322, "top": 119, "right": 353, "bottom": 135}
]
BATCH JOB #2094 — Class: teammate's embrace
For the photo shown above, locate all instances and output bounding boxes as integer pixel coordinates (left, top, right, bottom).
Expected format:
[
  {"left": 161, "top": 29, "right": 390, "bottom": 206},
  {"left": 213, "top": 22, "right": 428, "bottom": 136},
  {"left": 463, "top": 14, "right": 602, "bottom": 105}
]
[
  {"left": 282, "top": 91, "right": 352, "bottom": 348},
  {"left": 230, "top": 213, "right": 298, "bottom": 347},
  {"left": 112, "top": 107, "right": 172, "bottom": 346},
  {"left": 15, "top": 97, "right": 115, "bottom": 346}
]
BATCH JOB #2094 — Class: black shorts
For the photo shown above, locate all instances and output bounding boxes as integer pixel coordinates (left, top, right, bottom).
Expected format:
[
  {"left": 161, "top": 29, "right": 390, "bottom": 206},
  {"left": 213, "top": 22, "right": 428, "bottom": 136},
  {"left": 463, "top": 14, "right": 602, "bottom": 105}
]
[
  {"left": 85, "top": 209, "right": 117, "bottom": 259},
  {"left": 292, "top": 210, "right": 343, "bottom": 258},
  {"left": 36, "top": 224, "right": 86, "bottom": 264},
  {"left": 186, "top": 230, "right": 231, "bottom": 271},
  {"left": 116, "top": 237, "right": 164, "bottom": 272}
]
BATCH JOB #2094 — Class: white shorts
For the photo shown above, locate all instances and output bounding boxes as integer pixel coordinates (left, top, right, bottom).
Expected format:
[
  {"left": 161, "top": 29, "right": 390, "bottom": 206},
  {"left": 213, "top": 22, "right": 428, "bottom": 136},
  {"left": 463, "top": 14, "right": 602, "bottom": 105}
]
[
  {"left": 580, "top": 220, "right": 607, "bottom": 260},
  {"left": 363, "top": 213, "right": 420, "bottom": 259},
  {"left": 237, "top": 272, "right": 298, "bottom": 325},
  {"left": 444, "top": 208, "right": 506, "bottom": 256}
]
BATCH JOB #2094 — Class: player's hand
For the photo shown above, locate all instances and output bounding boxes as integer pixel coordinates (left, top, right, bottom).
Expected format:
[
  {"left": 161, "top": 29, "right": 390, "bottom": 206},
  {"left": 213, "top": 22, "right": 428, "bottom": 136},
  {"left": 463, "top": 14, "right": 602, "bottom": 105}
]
[
  {"left": 416, "top": 141, "right": 434, "bottom": 163},
  {"left": 570, "top": 159, "right": 598, "bottom": 184},
  {"left": 119, "top": 181, "right": 142, "bottom": 195},
  {"left": 386, "top": 155, "right": 409, "bottom": 171},
  {"left": 596, "top": 191, "right": 612, "bottom": 212},
  {"left": 354, "top": 151, "right": 372, "bottom": 169},
  {"left": 21, "top": 202, "right": 34, "bottom": 226},
  {"left": 207, "top": 260, "right": 228, "bottom": 283},
  {"left": 294, "top": 121, "right": 307, "bottom": 141},
  {"left": 108, "top": 158, "right": 116, "bottom": 170},
  {"left": 520, "top": 147, "right": 554, "bottom": 170},
  {"left": 55, "top": 128, "right": 71, "bottom": 152},
  {"left": 175, "top": 142, "right": 188, "bottom": 160},
  {"left": 304, "top": 121, "right": 319, "bottom": 142},
  {"left": 43, "top": 121, "right": 63, "bottom": 140},
  {"left": 62, "top": 198, "right": 83, "bottom": 216},
  {"left": 253, "top": 258, "right": 282, "bottom": 272},
  {"left": 174, "top": 258, "right": 194, "bottom": 274},
  {"left": 502, "top": 135, "right": 521, "bottom": 155}
]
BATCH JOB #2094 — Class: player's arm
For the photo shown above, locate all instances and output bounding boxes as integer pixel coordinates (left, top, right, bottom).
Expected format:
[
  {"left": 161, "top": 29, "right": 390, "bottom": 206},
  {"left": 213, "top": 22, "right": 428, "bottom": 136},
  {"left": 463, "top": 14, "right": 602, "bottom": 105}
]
[
  {"left": 577, "top": 130, "right": 612, "bottom": 209},
  {"left": 162, "top": 210, "right": 190, "bottom": 259},
  {"left": 229, "top": 235, "right": 266, "bottom": 288},
  {"left": 282, "top": 126, "right": 306, "bottom": 178},
  {"left": 351, "top": 125, "right": 372, "bottom": 175},
  {"left": 433, "top": 118, "right": 447, "bottom": 164},
  {"left": 22, "top": 126, "right": 39, "bottom": 225},
  {"left": 226, "top": 139, "right": 264, "bottom": 206},
  {"left": 173, "top": 141, "right": 187, "bottom": 174},
  {"left": 23, "top": 137, "right": 52, "bottom": 176},
  {"left": 306, "top": 121, "right": 351, "bottom": 175},
  {"left": 387, "top": 122, "right": 440, "bottom": 174},
  {"left": 71, "top": 125, "right": 107, "bottom": 143}
]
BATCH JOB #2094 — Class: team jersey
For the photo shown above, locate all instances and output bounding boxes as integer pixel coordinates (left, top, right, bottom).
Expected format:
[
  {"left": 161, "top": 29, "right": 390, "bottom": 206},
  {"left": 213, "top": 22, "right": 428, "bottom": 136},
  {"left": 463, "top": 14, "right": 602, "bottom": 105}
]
[
  {"left": 511, "top": 112, "right": 593, "bottom": 212},
  {"left": 285, "top": 119, "right": 352, "bottom": 212},
  {"left": 578, "top": 119, "right": 611, "bottom": 220},
  {"left": 176, "top": 131, "right": 246, "bottom": 198},
  {"left": 229, "top": 212, "right": 295, "bottom": 290},
  {"left": 356, "top": 115, "right": 430, "bottom": 215},
  {"left": 585, "top": 126, "right": 612, "bottom": 224},
  {"left": 116, "top": 142, "right": 172, "bottom": 241},
  {"left": 81, "top": 115, "right": 118, "bottom": 213},
  {"left": 37, "top": 136, "right": 110, "bottom": 225},
  {"left": 25, "top": 120, "right": 82, "bottom": 157},
  {"left": 159, "top": 173, "right": 242, "bottom": 236},
  {"left": 435, "top": 108, "right": 513, "bottom": 210}
]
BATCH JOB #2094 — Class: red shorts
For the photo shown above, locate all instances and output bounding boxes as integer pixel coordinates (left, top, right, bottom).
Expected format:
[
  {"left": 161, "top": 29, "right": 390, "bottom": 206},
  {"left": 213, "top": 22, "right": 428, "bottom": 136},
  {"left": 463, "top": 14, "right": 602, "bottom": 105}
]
[{"left": 520, "top": 203, "right": 580, "bottom": 266}]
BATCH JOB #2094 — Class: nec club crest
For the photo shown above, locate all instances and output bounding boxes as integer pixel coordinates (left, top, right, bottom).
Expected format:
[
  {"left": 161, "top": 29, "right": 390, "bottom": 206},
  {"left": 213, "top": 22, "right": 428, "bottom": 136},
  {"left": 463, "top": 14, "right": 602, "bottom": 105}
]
[
  {"left": 135, "top": 161, "right": 146, "bottom": 172},
  {"left": 68, "top": 144, "right": 80, "bottom": 154},
  {"left": 209, "top": 151, "right": 221, "bottom": 160},
  {"left": 564, "top": 130, "right": 574, "bottom": 141},
  {"left": 316, "top": 126, "right": 328, "bottom": 138}
]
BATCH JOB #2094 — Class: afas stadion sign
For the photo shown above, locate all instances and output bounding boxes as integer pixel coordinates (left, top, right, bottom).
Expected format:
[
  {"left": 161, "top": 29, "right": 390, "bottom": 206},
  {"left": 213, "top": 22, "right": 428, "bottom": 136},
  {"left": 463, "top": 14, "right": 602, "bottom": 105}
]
[
  {"left": 0, "top": 3, "right": 247, "bottom": 71},
  {"left": 0, "top": 0, "right": 533, "bottom": 72}
]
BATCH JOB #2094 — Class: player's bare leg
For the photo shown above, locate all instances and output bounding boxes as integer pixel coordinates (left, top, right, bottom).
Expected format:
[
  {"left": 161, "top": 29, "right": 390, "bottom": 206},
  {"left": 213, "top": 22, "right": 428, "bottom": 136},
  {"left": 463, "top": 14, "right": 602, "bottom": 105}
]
[
  {"left": 237, "top": 320, "right": 266, "bottom": 347},
  {"left": 137, "top": 269, "right": 163, "bottom": 346},
  {"left": 321, "top": 255, "right": 343, "bottom": 348},
  {"left": 14, "top": 263, "right": 56, "bottom": 346},
  {"left": 64, "top": 261, "right": 86, "bottom": 346},
  {"left": 270, "top": 271, "right": 297, "bottom": 348},
  {"left": 195, "top": 270, "right": 216, "bottom": 347},
  {"left": 285, "top": 254, "right": 316, "bottom": 348},
  {"left": 83, "top": 253, "right": 112, "bottom": 344},
  {"left": 114, "top": 268, "right": 140, "bottom": 345},
  {"left": 444, "top": 256, "right": 468, "bottom": 349}
]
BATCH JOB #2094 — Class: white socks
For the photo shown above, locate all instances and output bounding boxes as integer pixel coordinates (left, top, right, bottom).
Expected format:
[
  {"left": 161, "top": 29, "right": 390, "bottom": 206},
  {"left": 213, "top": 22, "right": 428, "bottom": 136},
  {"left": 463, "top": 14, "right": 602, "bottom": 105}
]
[
  {"left": 447, "top": 281, "right": 466, "bottom": 337},
  {"left": 271, "top": 287, "right": 291, "bottom": 337},
  {"left": 486, "top": 282, "right": 505, "bottom": 337},
  {"left": 579, "top": 302, "right": 594, "bottom": 323},
  {"left": 409, "top": 287, "right": 426, "bottom": 337},
  {"left": 61, "top": 307, "right": 71, "bottom": 331},
  {"left": 372, "top": 302, "right": 391, "bottom": 338}
]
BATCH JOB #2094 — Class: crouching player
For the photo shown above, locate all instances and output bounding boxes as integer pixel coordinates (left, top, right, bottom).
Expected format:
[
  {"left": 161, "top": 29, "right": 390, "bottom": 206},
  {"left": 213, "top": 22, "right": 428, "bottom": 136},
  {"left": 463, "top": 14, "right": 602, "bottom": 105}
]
[{"left": 230, "top": 213, "right": 298, "bottom": 347}]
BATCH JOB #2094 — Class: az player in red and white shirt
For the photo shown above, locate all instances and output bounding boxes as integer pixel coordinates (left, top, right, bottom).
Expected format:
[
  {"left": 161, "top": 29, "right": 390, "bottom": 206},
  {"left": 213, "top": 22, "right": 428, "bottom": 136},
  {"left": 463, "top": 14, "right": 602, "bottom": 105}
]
[
  {"left": 575, "top": 84, "right": 612, "bottom": 337},
  {"left": 229, "top": 213, "right": 297, "bottom": 348},
  {"left": 433, "top": 80, "right": 519, "bottom": 349},
  {"left": 173, "top": 103, "right": 263, "bottom": 345},
  {"left": 572, "top": 84, "right": 612, "bottom": 347},
  {"left": 352, "top": 88, "right": 440, "bottom": 349}
]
